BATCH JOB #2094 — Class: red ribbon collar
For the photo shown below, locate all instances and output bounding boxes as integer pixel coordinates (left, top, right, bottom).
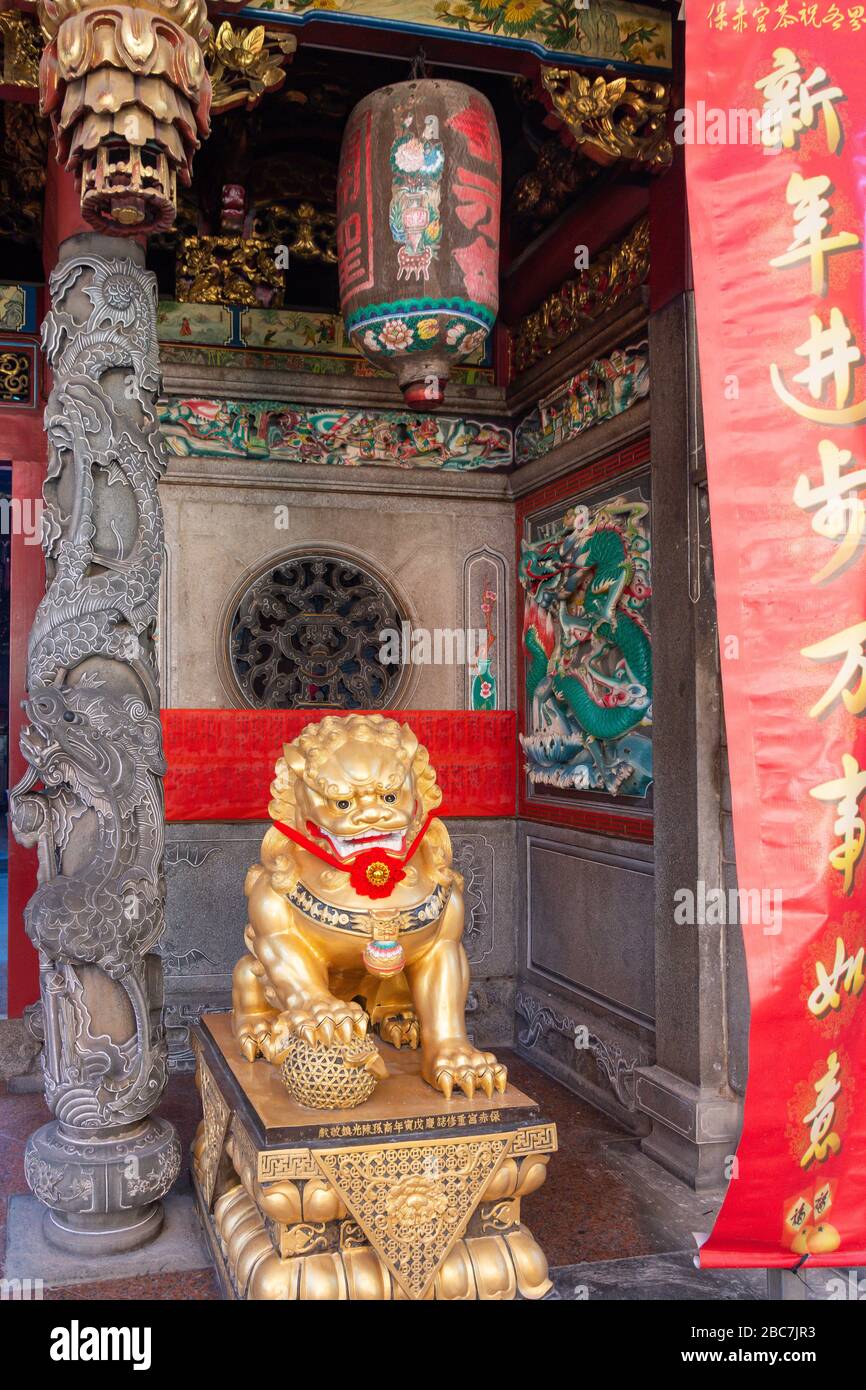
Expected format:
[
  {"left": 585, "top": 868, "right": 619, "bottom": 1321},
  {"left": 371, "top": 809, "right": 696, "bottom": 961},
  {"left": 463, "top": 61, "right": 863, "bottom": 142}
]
[{"left": 272, "top": 810, "right": 437, "bottom": 900}]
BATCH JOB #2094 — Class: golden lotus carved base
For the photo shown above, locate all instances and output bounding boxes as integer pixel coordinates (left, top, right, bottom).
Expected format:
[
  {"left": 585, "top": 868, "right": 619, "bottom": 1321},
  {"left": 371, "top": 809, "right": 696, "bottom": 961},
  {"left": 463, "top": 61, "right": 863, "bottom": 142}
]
[{"left": 191, "top": 1013, "right": 557, "bottom": 1301}]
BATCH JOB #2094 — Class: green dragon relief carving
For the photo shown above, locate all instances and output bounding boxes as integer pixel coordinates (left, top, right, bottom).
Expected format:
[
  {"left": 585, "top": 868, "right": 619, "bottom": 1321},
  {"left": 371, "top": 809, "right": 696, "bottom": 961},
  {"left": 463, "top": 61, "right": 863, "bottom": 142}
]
[{"left": 519, "top": 488, "right": 652, "bottom": 798}]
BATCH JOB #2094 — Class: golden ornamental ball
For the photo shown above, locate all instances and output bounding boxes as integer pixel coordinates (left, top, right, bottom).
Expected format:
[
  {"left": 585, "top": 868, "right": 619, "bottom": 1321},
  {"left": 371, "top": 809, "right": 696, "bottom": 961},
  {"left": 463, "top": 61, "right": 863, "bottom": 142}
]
[{"left": 280, "top": 1034, "right": 384, "bottom": 1110}]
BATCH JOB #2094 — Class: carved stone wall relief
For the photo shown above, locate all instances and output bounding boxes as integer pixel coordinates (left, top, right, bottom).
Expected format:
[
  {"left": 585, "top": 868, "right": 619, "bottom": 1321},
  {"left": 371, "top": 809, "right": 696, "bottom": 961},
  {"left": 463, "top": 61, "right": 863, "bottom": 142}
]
[
  {"left": 515, "top": 988, "right": 645, "bottom": 1114},
  {"left": 451, "top": 834, "right": 495, "bottom": 969}
]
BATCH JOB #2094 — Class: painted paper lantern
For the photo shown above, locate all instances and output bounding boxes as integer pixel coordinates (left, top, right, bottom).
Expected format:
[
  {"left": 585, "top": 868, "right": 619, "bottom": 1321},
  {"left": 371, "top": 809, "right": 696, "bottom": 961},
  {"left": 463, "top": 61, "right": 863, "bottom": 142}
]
[{"left": 337, "top": 79, "right": 501, "bottom": 407}]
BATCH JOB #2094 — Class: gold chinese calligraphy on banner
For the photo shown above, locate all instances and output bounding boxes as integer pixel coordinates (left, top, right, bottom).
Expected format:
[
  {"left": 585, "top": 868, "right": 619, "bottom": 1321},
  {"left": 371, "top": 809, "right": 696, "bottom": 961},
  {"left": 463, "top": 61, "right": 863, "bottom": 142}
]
[{"left": 686, "top": 12, "right": 866, "bottom": 1267}]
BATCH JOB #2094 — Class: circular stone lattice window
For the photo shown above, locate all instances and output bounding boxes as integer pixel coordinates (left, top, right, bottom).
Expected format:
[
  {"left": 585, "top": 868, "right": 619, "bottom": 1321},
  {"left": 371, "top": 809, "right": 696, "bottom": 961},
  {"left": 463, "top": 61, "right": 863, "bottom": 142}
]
[{"left": 226, "top": 552, "right": 410, "bottom": 709}]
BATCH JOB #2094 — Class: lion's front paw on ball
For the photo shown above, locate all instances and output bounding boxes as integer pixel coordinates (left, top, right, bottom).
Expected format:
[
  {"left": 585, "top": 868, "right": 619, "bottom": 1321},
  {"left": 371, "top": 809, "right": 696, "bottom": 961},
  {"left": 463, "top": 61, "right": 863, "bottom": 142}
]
[
  {"left": 423, "top": 1041, "right": 507, "bottom": 1101},
  {"left": 285, "top": 998, "right": 370, "bottom": 1049}
]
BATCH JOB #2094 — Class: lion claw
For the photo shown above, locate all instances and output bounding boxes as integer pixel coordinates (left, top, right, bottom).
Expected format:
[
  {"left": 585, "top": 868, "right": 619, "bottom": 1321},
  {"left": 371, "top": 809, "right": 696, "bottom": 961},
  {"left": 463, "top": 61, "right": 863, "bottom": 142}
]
[
  {"left": 457, "top": 1068, "right": 475, "bottom": 1100},
  {"left": 345, "top": 1048, "right": 389, "bottom": 1080},
  {"left": 378, "top": 1013, "right": 420, "bottom": 1051},
  {"left": 335, "top": 1016, "right": 355, "bottom": 1044},
  {"left": 436, "top": 1069, "right": 454, "bottom": 1102},
  {"left": 235, "top": 1016, "right": 285, "bottom": 1063},
  {"left": 281, "top": 999, "right": 369, "bottom": 1050},
  {"left": 427, "top": 1044, "right": 508, "bottom": 1100}
]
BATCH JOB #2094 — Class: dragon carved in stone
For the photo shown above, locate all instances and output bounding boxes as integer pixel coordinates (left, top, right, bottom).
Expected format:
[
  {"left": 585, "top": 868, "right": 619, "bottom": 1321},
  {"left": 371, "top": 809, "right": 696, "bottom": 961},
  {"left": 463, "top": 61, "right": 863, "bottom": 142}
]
[
  {"left": 29, "top": 255, "right": 165, "bottom": 696},
  {"left": 9, "top": 251, "right": 170, "bottom": 1130}
]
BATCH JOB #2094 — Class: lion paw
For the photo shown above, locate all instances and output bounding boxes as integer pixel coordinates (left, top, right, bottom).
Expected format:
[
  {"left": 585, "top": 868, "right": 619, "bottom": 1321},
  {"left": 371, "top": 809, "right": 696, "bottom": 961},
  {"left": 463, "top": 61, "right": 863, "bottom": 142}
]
[
  {"left": 377, "top": 1012, "right": 420, "bottom": 1050},
  {"left": 422, "top": 1040, "right": 507, "bottom": 1101},
  {"left": 282, "top": 997, "right": 369, "bottom": 1051},
  {"left": 236, "top": 999, "right": 369, "bottom": 1063},
  {"left": 235, "top": 1015, "right": 281, "bottom": 1063}
]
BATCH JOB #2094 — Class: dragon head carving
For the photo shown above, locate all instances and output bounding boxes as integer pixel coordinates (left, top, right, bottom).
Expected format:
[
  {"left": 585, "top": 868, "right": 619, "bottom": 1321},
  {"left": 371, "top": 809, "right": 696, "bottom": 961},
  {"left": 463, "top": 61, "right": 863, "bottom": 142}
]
[
  {"left": 267, "top": 713, "right": 441, "bottom": 864},
  {"left": 19, "top": 687, "right": 165, "bottom": 806}
]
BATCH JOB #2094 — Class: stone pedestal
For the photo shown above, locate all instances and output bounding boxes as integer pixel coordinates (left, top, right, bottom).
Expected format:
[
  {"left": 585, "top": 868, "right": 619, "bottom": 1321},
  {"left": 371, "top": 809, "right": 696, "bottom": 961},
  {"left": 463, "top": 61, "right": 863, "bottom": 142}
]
[{"left": 191, "top": 1014, "right": 557, "bottom": 1300}]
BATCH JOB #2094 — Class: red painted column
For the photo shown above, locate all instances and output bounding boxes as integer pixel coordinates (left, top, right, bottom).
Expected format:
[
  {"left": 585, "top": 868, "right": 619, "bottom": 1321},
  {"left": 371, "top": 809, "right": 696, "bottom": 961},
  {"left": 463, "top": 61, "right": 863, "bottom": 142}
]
[{"left": 43, "top": 152, "right": 91, "bottom": 273}]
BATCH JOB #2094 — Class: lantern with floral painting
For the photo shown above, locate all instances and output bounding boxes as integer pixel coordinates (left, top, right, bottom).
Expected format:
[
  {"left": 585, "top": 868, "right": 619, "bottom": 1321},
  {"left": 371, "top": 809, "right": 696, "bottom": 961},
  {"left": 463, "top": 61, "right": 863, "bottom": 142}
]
[{"left": 337, "top": 78, "right": 501, "bottom": 407}]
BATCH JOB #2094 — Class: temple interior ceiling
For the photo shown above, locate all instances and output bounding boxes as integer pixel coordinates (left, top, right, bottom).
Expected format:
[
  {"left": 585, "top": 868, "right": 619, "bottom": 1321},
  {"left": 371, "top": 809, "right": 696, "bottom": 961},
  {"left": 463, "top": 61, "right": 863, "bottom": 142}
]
[
  {"left": 149, "top": 40, "right": 663, "bottom": 310},
  {"left": 152, "top": 48, "right": 531, "bottom": 308},
  {"left": 0, "top": 14, "right": 668, "bottom": 303}
]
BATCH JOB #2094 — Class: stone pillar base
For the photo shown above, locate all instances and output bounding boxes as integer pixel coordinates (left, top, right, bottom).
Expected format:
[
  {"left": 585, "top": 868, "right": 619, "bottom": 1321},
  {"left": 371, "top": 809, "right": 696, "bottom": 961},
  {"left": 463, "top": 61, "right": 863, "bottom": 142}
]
[
  {"left": 634, "top": 1064, "right": 742, "bottom": 1192},
  {"left": 192, "top": 1013, "right": 557, "bottom": 1301},
  {"left": 25, "top": 1116, "right": 181, "bottom": 1256}
]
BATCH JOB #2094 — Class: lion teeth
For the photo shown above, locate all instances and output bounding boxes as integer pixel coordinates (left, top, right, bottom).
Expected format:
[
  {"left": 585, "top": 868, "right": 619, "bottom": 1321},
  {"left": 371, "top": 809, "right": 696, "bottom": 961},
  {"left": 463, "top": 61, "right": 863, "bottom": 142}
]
[{"left": 324, "top": 830, "right": 403, "bottom": 859}]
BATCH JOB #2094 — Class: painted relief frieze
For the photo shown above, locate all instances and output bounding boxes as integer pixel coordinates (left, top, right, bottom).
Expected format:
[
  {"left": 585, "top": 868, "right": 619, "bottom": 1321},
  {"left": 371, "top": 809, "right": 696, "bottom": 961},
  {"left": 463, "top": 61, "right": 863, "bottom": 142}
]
[
  {"left": 462, "top": 548, "right": 507, "bottom": 712},
  {"left": 155, "top": 301, "right": 492, "bottom": 380},
  {"left": 515, "top": 341, "right": 648, "bottom": 464},
  {"left": 247, "top": 1, "right": 672, "bottom": 71},
  {"left": 160, "top": 397, "right": 513, "bottom": 468}
]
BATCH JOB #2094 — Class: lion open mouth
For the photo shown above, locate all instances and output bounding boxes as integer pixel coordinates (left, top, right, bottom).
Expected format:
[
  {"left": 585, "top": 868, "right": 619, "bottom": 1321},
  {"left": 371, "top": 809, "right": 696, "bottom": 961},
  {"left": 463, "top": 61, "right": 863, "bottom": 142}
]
[{"left": 318, "top": 829, "right": 406, "bottom": 860}]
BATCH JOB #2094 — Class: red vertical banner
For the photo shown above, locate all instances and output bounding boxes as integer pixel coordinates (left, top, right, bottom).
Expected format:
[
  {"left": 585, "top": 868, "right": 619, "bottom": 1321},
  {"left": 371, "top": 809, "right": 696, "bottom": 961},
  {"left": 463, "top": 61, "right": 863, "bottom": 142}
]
[{"left": 686, "top": 5, "right": 866, "bottom": 1266}]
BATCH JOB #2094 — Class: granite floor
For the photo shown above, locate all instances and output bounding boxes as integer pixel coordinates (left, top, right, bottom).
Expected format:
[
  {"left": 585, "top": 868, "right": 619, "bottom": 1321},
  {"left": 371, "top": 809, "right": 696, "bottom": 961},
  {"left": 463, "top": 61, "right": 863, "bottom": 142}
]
[{"left": 0, "top": 1050, "right": 767, "bottom": 1301}]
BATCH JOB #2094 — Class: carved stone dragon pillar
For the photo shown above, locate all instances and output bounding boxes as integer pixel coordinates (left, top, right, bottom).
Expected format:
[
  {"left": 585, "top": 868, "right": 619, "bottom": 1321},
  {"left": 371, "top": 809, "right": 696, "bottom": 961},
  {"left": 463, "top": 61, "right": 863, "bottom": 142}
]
[
  {"left": 8, "top": 0, "right": 233, "bottom": 1253},
  {"left": 11, "top": 236, "right": 179, "bottom": 1252}
]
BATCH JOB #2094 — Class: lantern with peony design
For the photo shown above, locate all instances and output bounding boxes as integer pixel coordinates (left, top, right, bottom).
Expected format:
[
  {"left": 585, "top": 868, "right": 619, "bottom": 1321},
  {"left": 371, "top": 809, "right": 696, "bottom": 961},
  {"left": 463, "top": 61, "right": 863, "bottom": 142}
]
[{"left": 337, "top": 78, "right": 501, "bottom": 407}]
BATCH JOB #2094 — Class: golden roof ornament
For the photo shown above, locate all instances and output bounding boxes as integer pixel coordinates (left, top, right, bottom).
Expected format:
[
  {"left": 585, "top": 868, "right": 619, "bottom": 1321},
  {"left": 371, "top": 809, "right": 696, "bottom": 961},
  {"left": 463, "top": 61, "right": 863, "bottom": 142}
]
[
  {"left": 540, "top": 66, "right": 672, "bottom": 172},
  {"left": 206, "top": 21, "right": 297, "bottom": 114}
]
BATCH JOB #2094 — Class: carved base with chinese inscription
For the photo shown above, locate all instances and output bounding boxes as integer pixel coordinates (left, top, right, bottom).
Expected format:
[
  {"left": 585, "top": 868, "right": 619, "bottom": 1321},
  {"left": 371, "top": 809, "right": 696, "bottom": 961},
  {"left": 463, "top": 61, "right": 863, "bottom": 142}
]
[{"left": 190, "top": 1013, "right": 557, "bottom": 1300}]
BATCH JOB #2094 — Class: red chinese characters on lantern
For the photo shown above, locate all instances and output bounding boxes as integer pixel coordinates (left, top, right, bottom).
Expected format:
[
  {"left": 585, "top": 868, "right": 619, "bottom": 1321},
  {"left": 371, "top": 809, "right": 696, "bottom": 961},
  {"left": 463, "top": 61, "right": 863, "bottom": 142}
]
[
  {"left": 337, "top": 112, "right": 374, "bottom": 306},
  {"left": 447, "top": 99, "right": 498, "bottom": 163},
  {"left": 451, "top": 119, "right": 500, "bottom": 313}
]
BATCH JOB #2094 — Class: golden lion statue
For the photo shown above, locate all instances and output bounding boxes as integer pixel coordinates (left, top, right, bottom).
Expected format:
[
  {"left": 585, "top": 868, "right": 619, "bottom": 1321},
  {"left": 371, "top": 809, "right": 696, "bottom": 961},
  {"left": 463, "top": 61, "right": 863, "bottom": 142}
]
[{"left": 231, "top": 714, "right": 507, "bottom": 1101}]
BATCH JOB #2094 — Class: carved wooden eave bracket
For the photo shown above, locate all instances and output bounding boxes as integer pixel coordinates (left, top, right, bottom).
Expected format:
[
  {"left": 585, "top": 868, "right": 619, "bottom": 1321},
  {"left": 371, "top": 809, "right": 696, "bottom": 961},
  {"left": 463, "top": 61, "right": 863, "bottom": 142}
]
[
  {"left": 538, "top": 65, "right": 673, "bottom": 173},
  {"left": 34, "top": 0, "right": 250, "bottom": 235},
  {"left": 2, "top": 12, "right": 297, "bottom": 111},
  {"left": 511, "top": 215, "right": 650, "bottom": 376},
  {"left": 5, "top": 6, "right": 297, "bottom": 232}
]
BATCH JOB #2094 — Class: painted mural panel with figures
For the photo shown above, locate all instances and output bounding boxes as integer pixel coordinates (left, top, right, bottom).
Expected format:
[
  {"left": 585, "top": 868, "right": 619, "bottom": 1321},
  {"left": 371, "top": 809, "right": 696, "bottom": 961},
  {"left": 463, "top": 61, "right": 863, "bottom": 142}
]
[{"left": 518, "top": 468, "right": 652, "bottom": 819}]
